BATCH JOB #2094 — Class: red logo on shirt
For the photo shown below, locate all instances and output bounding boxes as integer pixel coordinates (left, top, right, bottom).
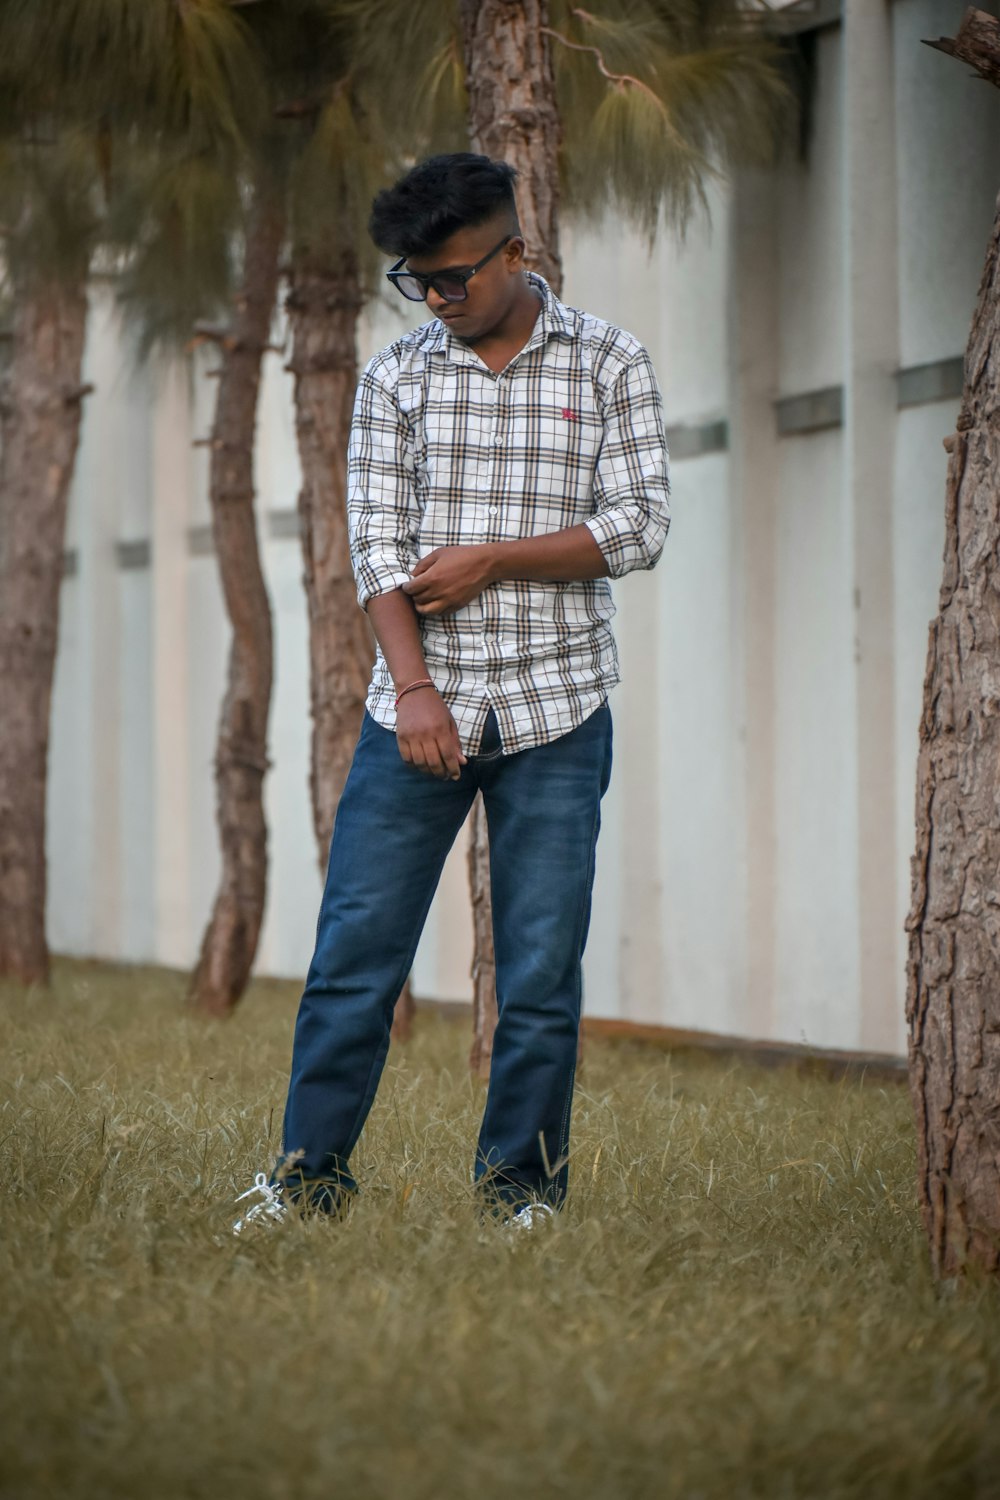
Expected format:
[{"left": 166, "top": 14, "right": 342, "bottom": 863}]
[{"left": 562, "top": 408, "right": 579, "bottom": 421}]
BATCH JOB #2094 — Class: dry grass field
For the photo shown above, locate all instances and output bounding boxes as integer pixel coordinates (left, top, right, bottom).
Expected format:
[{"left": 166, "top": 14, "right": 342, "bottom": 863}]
[{"left": 1, "top": 958, "right": 998, "bottom": 1500}]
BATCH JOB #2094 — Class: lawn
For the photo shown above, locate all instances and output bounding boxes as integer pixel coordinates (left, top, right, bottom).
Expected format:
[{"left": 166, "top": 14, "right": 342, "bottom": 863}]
[{"left": 1, "top": 959, "right": 998, "bottom": 1500}]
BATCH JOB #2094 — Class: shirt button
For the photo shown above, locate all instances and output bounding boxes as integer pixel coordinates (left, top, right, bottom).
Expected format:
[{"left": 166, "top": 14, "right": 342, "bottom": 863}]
[
  {"left": 488, "top": 506, "right": 499, "bottom": 516},
  {"left": 493, "top": 434, "right": 503, "bottom": 446}
]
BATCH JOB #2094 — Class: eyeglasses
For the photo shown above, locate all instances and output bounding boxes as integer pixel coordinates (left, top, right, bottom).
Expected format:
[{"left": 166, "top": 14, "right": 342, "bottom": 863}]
[{"left": 386, "top": 234, "right": 514, "bottom": 303}]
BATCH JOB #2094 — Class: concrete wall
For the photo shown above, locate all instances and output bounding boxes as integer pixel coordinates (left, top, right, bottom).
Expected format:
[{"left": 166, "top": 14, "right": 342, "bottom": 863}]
[{"left": 46, "top": 0, "right": 1000, "bottom": 1054}]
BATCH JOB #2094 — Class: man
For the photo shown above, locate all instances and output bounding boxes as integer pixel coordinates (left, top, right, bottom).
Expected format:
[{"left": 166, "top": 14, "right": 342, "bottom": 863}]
[{"left": 234, "top": 153, "right": 670, "bottom": 1233}]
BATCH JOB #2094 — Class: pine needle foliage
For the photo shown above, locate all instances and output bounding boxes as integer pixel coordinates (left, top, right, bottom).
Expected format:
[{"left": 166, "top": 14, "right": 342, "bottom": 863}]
[
  {"left": 0, "top": 126, "right": 102, "bottom": 289},
  {"left": 0, "top": 0, "right": 266, "bottom": 149},
  {"left": 2, "top": 958, "right": 999, "bottom": 1500},
  {"left": 103, "top": 142, "right": 243, "bottom": 364},
  {"left": 0, "top": 0, "right": 274, "bottom": 338},
  {"left": 341, "top": 0, "right": 467, "bottom": 158},
  {"left": 550, "top": 0, "right": 791, "bottom": 237},
  {"left": 286, "top": 81, "right": 390, "bottom": 290},
  {"left": 347, "top": 0, "right": 791, "bottom": 243},
  {"left": 275, "top": 1, "right": 396, "bottom": 292}
]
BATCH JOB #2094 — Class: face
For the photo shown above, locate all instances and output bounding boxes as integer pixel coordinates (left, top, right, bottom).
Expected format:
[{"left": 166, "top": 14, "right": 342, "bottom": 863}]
[{"left": 403, "top": 220, "right": 525, "bottom": 343}]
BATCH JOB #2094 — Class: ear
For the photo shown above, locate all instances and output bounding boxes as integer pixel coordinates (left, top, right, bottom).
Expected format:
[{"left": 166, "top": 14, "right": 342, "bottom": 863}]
[{"left": 505, "top": 236, "right": 526, "bottom": 272}]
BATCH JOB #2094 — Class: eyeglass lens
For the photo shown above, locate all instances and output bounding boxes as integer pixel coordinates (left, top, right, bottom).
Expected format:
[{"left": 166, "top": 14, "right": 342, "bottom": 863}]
[{"left": 395, "top": 273, "right": 467, "bottom": 303}]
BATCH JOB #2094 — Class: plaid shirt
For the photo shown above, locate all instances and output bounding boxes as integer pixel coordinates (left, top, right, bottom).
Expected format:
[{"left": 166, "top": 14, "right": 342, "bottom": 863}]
[{"left": 347, "top": 273, "right": 671, "bottom": 754}]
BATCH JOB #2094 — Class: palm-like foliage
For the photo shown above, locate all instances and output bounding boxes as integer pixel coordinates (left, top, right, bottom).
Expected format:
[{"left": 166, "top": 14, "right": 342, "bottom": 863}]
[
  {"left": 0, "top": 0, "right": 263, "bottom": 146},
  {"left": 553, "top": 1, "right": 789, "bottom": 235},
  {"left": 352, "top": 0, "right": 789, "bottom": 242}
]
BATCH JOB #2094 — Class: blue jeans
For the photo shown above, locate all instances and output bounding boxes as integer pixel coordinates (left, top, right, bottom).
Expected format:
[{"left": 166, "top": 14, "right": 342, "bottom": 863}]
[{"left": 277, "top": 701, "right": 613, "bottom": 1212}]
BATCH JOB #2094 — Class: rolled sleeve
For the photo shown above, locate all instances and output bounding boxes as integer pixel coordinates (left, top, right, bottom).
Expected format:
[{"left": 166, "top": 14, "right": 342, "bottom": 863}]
[
  {"left": 586, "top": 349, "right": 671, "bottom": 578},
  {"left": 347, "top": 363, "right": 421, "bottom": 609}
]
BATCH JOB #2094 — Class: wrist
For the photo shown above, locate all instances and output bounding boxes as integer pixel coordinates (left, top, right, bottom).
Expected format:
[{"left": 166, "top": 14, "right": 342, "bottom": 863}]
[
  {"left": 483, "top": 541, "right": 508, "bottom": 585},
  {"left": 394, "top": 677, "right": 437, "bottom": 709}
]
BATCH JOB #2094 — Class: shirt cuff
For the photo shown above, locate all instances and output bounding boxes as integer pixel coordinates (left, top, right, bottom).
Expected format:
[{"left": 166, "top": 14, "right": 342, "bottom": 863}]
[
  {"left": 355, "top": 559, "right": 414, "bottom": 610},
  {"left": 585, "top": 510, "right": 637, "bottom": 580}
]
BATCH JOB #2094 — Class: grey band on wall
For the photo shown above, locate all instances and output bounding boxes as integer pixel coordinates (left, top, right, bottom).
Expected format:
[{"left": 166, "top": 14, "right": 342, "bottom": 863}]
[
  {"left": 666, "top": 420, "right": 729, "bottom": 459},
  {"left": 116, "top": 539, "right": 151, "bottom": 570}
]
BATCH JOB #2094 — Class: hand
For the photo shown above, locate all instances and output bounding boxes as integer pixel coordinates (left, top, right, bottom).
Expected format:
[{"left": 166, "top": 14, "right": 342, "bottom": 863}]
[
  {"left": 396, "top": 686, "right": 467, "bottom": 780},
  {"left": 402, "top": 545, "right": 496, "bottom": 616}
]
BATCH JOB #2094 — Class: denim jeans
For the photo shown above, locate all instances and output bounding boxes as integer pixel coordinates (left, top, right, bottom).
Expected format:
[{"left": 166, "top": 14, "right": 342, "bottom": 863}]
[{"left": 277, "top": 700, "right": 613, "bottom": 1212}]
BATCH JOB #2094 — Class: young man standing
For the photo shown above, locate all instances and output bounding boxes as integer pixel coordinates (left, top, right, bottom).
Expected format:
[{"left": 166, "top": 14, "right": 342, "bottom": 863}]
[{"left": 235, "top": 153, "right": 670, "bottom": 1232}]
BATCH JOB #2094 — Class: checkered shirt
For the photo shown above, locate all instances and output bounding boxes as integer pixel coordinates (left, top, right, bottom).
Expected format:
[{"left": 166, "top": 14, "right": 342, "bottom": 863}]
[{"left": 347, "top": 273, "right": 671, "bottom": 754}]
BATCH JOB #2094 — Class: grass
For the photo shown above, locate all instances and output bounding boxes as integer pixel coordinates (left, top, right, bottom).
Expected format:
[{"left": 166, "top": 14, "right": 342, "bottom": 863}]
[{"left": 1, "top": 958, "right": 998, "bottom": 1500}]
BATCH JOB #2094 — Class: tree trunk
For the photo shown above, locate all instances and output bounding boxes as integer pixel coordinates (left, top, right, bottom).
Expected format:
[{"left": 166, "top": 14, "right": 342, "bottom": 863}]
[
  {"left": 468, "top": 795, "right": 498, "bottom": 1078},
  {"left": 460, "top": 0, "right": 565, "bottom": 1073},
  {"left": 285, "top": 245, "right": 372, "bottom": 859},
  {"left": 905, "top": 3, "right": 1000, "bottom": 1281},
  {"left": 460, "top": 0, "right": 563, "bottom": 293},
  {"left": 924, "top": 6, "right": 1000, "bottom": 88},
  {"left": 188, "top": 184, "right": 283, "bottom": 1018},
  {"left": 906, "top": 189, "right": 1000, "bottom": 1280},
  {"left": 284, "top": 241, "right": 415, "bottom": 1043},
  {"left": 0, "top": 272, "right": 90, "bottom": 984}
]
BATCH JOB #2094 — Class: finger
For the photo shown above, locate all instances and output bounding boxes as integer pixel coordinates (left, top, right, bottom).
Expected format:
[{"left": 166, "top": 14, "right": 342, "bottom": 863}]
[
  {"left": 420, "top": 737, "right": 448, "bottom": 779},
  {"left": 441, "top": 742, "right": 465, "bottom": 780},
  {"left": 414, "top": 598, "right": 447, "bottom": 616},
  {"left": 404, "top": 573, "right": 436, "bottom": 599},
  {"left": 412, "top": 552, "right": 438, "bottom": 576},
  {"left": 440, "top": 720, "right": 467, "bottom": 780}
]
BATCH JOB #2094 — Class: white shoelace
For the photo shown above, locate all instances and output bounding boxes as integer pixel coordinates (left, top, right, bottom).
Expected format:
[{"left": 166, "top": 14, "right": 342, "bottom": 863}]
[{"left": 233, "top": 1172, "right": 287, "bottom": 1234}]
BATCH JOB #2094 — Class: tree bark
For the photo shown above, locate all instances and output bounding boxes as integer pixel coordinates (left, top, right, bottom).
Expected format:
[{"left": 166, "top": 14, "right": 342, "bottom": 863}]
[
  {"left": 468, "top": 795, "right": 498, "bottom": 1078},
  {"left": 0, "top": 272, "right": 91, "bottom": 984},
  {"left": 460, "top": 0, "right": 565, "bottom": 1074},
  {"left": 460, "top": 0, "right": 563, "bottom": 293},
  {"left": 285, "top": 244, "right": 372, "bottom": 860},
  {"left": 924, "top": 6, "right": 1000, "bottom": 89},
  {"left": 906, "top": 190, "right": 1000, "bottom": 1280},
  {"left": 906, "top": 2, "right": 1000, "bottom": 1281},
  {"left": 284, "top": 241, "right": 415, "bottom": 1043},
  {"left": 188, "top": 184, "right": 283, "bottom": 1018}
]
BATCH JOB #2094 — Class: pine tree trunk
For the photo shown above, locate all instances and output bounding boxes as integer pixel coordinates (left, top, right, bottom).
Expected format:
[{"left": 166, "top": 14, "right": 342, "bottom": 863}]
[
  {"left": 285, "top": 245, "right": 371, "bottom": 858},
  {"left": 285, "top": 242, "right": 415, "bottom": 1043},
  {"left": 468, "top": 795, "right": 498, "bottom": 1078},
  {"left": 460, "top": 0, "right": 564, "bottom": 1073},
  {"left": 0, "top": 272, "right": 90, "bottom": 984},
  {"left": 188, "top": 185, "right": 283, "bottom": 1017},
  {"left": 905, "top": 4, "right": 1000, "bottom": 1281},
  {"left": 906, "top": 188, "right": 1000, "bottom": 1280},
  {"left": 460, "top": 0, "right": 563, "bottom": 293}
]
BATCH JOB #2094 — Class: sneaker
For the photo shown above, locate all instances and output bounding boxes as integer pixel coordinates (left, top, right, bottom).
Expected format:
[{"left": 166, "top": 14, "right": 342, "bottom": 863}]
[
  {"left": 233, "top": 1173, "right": 288, "bottom": 1235},
  {"left": 505, "top": 1200, "right": 557, "bottom": 1232}
]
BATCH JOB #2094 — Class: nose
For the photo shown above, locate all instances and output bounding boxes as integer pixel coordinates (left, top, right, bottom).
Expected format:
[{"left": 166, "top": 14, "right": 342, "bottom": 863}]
[{"left": 426, "top": 287, "right": 450, "bottom": 314}]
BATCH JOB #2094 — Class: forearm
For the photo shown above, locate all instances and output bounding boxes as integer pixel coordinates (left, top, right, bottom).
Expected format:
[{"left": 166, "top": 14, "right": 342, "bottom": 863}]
[
  {"left": 366, "top": 589, "right": 430, "bottom": 688},
  {"left": 485, "top": 524, "right": 610, "bottom": 584},
  {"left": 401, "top": 524, "right": 610, "bottom": 616},
  {"left": 366, "top": 589, "right": 466, "bottom": 780}
]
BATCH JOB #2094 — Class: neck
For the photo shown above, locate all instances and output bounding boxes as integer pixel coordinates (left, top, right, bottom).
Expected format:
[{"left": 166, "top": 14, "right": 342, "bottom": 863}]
[{"left": 466, "top": 274, "right": 542, "bottom": 355}]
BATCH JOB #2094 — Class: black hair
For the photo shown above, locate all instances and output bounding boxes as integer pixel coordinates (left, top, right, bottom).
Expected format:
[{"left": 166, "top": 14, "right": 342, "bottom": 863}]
[{"left": 368, "top": 153, "right": 520, "bottom": 258}]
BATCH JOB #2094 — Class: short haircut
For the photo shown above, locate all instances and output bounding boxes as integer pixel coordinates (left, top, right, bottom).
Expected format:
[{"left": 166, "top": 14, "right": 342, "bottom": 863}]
[{"left": 369, "top": 153, "right": 520, "bottom": 258}]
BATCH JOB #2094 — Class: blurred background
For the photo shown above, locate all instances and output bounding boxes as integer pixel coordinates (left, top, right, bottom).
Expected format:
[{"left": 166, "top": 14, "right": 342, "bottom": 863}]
[{"left": 5, "top": 0, "right": 999, "bottom": 1057}]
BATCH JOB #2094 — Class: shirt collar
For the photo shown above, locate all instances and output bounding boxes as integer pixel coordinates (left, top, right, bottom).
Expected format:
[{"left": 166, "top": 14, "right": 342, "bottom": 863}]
[{"left": 420, "top": 270, "right": 576, "bottom": 361}]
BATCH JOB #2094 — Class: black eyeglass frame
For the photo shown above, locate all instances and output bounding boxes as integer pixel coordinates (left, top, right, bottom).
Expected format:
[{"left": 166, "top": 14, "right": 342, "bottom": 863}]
[{"left": 386, "top": 234, "right": 515, "bottom": 303}]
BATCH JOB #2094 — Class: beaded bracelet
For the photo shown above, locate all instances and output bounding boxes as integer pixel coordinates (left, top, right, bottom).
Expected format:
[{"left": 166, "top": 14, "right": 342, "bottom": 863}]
[{"left": 394, "top": 678, "right": 435, "bottom": 709}]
